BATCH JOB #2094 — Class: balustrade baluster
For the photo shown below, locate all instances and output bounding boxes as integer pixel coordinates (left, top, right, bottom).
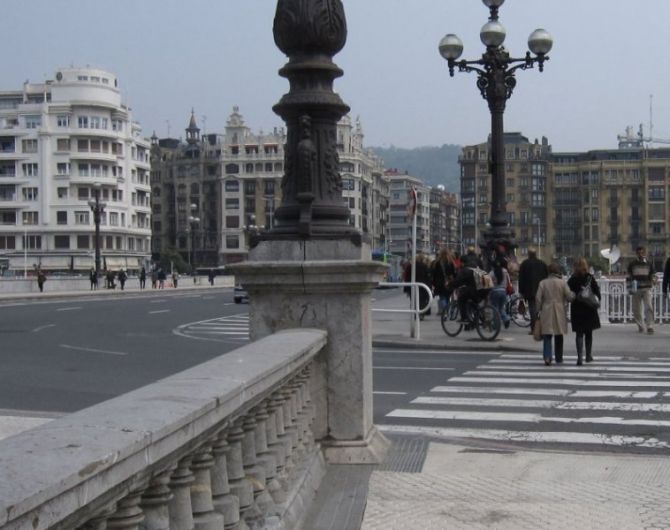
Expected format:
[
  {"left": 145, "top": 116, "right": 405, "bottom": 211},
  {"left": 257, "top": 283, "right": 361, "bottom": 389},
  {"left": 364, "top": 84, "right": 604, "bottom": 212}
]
[
  {"left": 190, "top": 444, "right": 225, "bottom": 530},
  {"left": 141, "top": 469, "right": 174, "bottom": 530},
  {"left": 78, "top": 504, "right": 116, "bottom": 529},
  {"left": 241, "top": 412, "right": 276, "bottom": 517},
  {"left": 227, "top": 418, "right": 261, "bottom": 525},
  {"left": 211, "top": 428, "right": 243, "bottom": 530},
  {"left": 253, "top": 403, "right": 282, "bottom": 507},
  {"left": 106, "top": 489, "right": 145, "bottom": 530},
  {"left": 168, "top": 455, "right": 196, "bottom": 530}
]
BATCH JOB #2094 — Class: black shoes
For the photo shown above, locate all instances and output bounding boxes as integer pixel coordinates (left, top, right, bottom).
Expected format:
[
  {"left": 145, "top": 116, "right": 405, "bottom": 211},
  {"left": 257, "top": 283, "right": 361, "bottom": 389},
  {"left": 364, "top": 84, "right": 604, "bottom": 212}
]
[{"left": 585, "top": 354, "right": 593, "bottom": 363}]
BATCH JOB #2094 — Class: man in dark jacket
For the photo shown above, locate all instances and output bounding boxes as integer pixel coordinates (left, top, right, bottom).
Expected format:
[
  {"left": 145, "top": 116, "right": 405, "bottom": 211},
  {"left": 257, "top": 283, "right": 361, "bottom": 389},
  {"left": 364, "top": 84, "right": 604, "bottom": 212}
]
[{"left": 518, "top": 247, "right": 548, "bottom": 332}]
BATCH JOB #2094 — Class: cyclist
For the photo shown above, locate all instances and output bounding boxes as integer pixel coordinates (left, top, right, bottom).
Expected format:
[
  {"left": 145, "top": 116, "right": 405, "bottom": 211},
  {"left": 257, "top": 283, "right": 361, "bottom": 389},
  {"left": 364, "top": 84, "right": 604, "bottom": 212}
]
[{"left": 446, "top": 266, "right": 478, "bottom": 323}]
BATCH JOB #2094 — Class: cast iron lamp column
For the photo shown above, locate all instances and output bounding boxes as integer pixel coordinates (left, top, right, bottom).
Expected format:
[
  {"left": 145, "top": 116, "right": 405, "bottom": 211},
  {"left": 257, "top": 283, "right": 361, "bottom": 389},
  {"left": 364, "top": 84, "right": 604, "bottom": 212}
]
[
  {"left": 439, "top": 0, "right": 552, "bottom": 259},
  {"left": 88, "top": 183, "right": 106, "bottom": 277},
  {"left": 188, "top": 214, "right": 199, "bottom": 272}
]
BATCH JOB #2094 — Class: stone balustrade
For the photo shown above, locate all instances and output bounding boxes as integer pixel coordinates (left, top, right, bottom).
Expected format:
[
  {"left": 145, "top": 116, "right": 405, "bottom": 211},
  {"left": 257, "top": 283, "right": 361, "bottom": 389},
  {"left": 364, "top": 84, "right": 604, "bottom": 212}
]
[{"left": 0, "top": 328, "right": 327, "bottom": 530}]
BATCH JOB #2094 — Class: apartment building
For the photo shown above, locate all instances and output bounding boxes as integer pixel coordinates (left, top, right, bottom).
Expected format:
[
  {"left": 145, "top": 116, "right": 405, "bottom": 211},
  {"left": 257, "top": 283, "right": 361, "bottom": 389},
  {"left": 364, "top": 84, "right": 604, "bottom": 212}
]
[
  {"left": 386, "top": 170, "right": 432, "bottom": 257},
  {"left": 461, "top": 132, "right": 670, "bottom": 270},
  {"left": 0, "top": 67, "right": 151, "bottom": 274},
  {"left": 150, "top": 113, "right": 222, "bottom": 269}
]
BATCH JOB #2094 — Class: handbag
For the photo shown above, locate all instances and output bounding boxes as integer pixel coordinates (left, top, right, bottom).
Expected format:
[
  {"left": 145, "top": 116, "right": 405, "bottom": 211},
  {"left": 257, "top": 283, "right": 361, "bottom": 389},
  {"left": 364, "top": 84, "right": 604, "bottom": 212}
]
[
  {"left": 506, "top": 280, "right": 514, "bottom": 295},
  {"left": 533, "top": 317, "right": 542, "bottom": 341},
  {"left": 577, "top": 279, "right": 600, "bottom": 309}
]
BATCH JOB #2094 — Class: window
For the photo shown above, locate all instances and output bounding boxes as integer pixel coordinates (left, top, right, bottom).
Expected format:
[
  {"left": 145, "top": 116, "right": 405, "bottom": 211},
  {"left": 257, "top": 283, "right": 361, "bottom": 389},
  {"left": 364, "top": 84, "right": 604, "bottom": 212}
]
[
  {"left": 531, "top": 163, "right": 545, "bottom": 176},
  {"left": 78, "top": 116, "right": 89, "bottom": 128},
  {"left": 22, "top": 163, "right": 38, "bottom": 177},
  {"left": 25, "top": 115, "right": 41, "bottom": 129},
  {"left": 24, "top": 235, "right": 41, "bottom": 249},
  {"left": 75, "top": 211, "right": 90, "bottom": 224},
  {"left": 78, "top": 187, "right": 89, "bottom": 200},
  {"left": 109, "top": 212, "right": 119, "bottom": 226},
  {"left": 78, "top": 139, "right": 88, "bottom": 152},
  {"left": 90, "top": 117, "right": 100, "bottom": 129},
  {"left": 56, "top": 138, "right": 70, "bottom": 151},
  {"left": 56, "top": 211, "right": 68, "bottom": 225},
  {"left": 22, "top": 187, "right": 38, "bottom": 201},
  {"left": 0, "top": 236, "right": 16, "bottom": 249},
  {"left": 226, "top": 235, "right": 239, "bottom": 249},
  {"left": 225, "top": 198, "right": 239, "bottom": 209},
  {"left": 57, "top": 187, "right": 68, "bottom": 199},
  {"left": 57, "top": 115, "right": 70, "bottom": 127},
  {"left": 57, "top": 163, "right": 70, "bottom": 175},
  {"left": 264, "top": 163, "right": 273, "bottom": 172},
  {"left": 225, "top": 179, "right": 239, "bottom": 192},
  {"left": 77, "top": 235, "right": 90, "bottom": 249},
  {"left": 226, "top": 215, "right": 240, "bottom": 228},
  {"left": 54, "top": 235, "right": 70, "bottom": 249},
  {"left": 264, "top": 180, "right": 275, "bottom": 195},
  {"left": 244, "top": 181, "right": 256, "bottom": 194},
  {"left": 0, "top": 185, "right": 16, "bottom": 201},
  {"left": 649, "top": 186, "right": 665, "bottom": 201},
  {"left": 112, "top": 119, "right": 123, "bottom": 132},
  {"left": 21, "top": 139, "right": 38, "bottom": 153},
  {"left": 90, "top": 139, "right": 101, "bottom": 152},
  {"left": 78, "top": 163, "right": 89, "bottom": 177},
  {"left": 22, "top": 211, "right": 38, "bottom": 225}
]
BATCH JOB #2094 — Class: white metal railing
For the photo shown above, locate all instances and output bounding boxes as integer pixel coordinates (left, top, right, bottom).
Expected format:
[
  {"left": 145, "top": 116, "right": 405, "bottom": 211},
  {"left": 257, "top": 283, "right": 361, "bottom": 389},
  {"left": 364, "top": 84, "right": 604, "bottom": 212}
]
[
  {"left": 373, "top": 281, "right": 433, "bottom": 339},
  {"left": 597, "top": 278, "right": 670, "bottom": 323}
]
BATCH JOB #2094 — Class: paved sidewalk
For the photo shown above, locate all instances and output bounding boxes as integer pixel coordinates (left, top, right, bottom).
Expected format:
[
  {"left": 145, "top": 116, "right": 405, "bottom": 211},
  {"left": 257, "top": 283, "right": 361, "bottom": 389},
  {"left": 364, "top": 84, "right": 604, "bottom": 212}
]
[{"left": 354, "top": 291, "right": 670, "bottom": 529}]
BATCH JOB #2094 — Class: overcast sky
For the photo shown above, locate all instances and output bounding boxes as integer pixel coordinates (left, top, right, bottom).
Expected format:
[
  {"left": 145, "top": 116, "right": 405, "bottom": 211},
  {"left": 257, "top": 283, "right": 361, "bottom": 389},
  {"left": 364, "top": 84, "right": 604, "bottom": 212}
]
[{"left": 4, "top": 0, "right": 670, "bottom": 152}]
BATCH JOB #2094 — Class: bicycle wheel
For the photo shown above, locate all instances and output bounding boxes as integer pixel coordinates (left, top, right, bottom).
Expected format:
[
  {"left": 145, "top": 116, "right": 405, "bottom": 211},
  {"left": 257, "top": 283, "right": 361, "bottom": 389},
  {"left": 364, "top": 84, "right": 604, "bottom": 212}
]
[
  {"left": 441, "top": 303, "right": 463, "bottom": 337},
  {"left": 509, "top": 295, "right": 531, "bottom": 327},
  {"left": 476, "top": 303, "right": 502, "bottom": 341}
]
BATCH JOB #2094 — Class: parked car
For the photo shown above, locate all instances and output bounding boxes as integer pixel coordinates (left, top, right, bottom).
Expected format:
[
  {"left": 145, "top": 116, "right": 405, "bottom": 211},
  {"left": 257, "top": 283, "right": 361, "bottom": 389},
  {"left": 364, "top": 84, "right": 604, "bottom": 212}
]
[{"left": 234, "top": 284, "right": 249, "bottom": 304}]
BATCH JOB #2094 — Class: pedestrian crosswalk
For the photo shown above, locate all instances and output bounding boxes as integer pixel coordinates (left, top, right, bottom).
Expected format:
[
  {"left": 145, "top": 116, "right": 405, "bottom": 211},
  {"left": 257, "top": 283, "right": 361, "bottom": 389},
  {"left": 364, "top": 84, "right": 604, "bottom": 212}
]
[
  {"left": 381, "top": 353, "right": 670, "bottom": 451},
  {"left": 174, "top": 314, "right": 250, "bottom": 342}
]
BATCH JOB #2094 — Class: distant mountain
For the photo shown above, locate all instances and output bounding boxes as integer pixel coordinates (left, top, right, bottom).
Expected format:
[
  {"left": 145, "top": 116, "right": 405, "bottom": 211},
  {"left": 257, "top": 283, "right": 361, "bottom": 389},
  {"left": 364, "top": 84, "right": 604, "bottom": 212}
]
[{"left": 370, "top": 144, "right": 462, "bottom": 192}]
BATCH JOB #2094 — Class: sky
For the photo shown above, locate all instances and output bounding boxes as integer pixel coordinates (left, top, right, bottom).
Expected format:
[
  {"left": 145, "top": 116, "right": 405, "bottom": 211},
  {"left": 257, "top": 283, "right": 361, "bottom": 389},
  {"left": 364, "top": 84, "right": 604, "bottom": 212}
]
[{"left": 4, "top": 0, "right": 670, "bottom": 153}]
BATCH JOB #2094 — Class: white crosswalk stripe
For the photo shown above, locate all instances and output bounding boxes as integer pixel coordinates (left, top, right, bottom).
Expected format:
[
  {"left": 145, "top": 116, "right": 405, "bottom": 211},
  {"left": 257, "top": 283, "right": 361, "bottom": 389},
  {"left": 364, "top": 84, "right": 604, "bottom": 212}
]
[
  {"left": 382, "top": 354, "right": 670, "bottom": 450},
  {"left": 173, "top": 315, "right": 250, "bottom": 342}
]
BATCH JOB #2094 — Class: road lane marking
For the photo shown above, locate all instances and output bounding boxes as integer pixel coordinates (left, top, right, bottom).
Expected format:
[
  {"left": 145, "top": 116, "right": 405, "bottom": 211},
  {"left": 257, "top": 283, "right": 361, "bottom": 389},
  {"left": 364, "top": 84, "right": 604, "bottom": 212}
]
[
  {"left": 31, "top": 324, "right": 55, "bottom": 333},
  {"left": 374, "top": 349, "right": 500, "bottom": 355},
  {"left": 449, "top": 376, "right": 670, "bottom": 387},
  {"left": 56, "top": 306, "right": 82, "bottom": 312},
  {"left": 149, "top": 299, "right": 168, "bottom": 303},
  {"left": 386, "top": 408, "right": 670, "bottom": 427},
  {"left": 59, "top": 344, "right": 128, "bottom": 356},
  {"left": 430, "top": 386, "right": 659, "bottom": 399},
  {"left": 374, "top": 391, "right": 408, "bottom": 396},
  {"left": 149, "top": 309, "right": 171, "bottom": 314},
  {"left": 465, "top": 370, "right": 669, "bottom": 379},
  {"left": 373, "top": 366, "right": 454, "bottom": 371},
  {"left": 378, "top": 425, "right": 670, "bottom": 449},
  {"left": 484, "top": 363, "right": 670, "bottom": 372}
]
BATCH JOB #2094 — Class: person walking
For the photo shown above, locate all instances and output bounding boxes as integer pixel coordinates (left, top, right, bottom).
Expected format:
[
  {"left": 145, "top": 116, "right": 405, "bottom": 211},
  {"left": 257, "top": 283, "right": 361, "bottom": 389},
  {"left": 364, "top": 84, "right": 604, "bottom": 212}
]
[
  {"left": 628, "top": 246, "right": 655, "bottom": 334},
  {"left": 139, "top": 267, "right": 147, "bottom": 289},
  {"left": 489, "top": 261, "right": 512, "bottom": 329},
  {"left": 536, "top": 262, "right": 575, "bottom": 365},
  {"left": 568, "top": 258, "right": 601, "bottom": 365},
  {"left": 157, "top": 268, "right": 166, "bottom": 289},
  {"left": 172, "top": 270, "right": 179, "bottom": 288},
  {"left": 89, "top": 267, "right": 98, "bottom": 290},
  {"left": 208, "top": 268, "right": 215, "bottom": 286},
  {"left": 432, "top": 247, "right": 456, "bottom": 313},
  {"left": 36, "top": 269, "right": 46, "bottom": 292},
  {"left": 151, "top": 268, "right": 158, "bottom": 289},
  {"left": 519, "top": 247, "right": 548, "bottom": 334},
  {"left": 118, "top": 268, "right": 127, "bottom": 290}
]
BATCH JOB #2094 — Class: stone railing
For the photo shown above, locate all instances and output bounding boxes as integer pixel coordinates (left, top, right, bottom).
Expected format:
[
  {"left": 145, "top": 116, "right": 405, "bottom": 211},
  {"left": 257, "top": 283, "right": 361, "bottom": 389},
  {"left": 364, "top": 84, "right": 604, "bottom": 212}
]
[{"left": 0, "top": 328, "right": 327, "bottom": 530}]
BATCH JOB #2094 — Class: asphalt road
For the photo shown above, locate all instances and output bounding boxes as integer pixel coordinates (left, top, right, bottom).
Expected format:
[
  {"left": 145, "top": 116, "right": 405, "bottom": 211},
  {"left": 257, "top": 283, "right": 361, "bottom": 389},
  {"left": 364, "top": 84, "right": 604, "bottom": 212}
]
[{"left": 0, "top": 288, "right": 248, "bottom": 413}]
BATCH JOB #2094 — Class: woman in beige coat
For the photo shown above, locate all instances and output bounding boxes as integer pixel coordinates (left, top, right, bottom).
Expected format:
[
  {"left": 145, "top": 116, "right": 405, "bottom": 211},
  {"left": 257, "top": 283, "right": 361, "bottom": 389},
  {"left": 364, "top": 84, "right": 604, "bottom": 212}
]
[{"left": 536, "top": 262, "right": 576, "bottom": 365}]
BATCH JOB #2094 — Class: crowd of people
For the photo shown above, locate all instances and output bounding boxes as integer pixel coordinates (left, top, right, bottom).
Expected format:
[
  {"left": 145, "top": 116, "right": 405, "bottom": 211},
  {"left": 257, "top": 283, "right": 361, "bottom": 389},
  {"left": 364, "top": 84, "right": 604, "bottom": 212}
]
[{"left": 401, "top": 244, "right": 662, "bottom": 366}]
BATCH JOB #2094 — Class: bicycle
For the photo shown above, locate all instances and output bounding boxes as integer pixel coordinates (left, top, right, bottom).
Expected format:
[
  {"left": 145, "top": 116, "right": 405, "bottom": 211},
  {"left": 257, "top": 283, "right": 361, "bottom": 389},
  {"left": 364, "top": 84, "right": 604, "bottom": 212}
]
[
  {"left": 507, "top": 293, "right": 531, "bottom": 328},
  {"left": 441, "top": 288, "right": 502, "bottom": 341}
]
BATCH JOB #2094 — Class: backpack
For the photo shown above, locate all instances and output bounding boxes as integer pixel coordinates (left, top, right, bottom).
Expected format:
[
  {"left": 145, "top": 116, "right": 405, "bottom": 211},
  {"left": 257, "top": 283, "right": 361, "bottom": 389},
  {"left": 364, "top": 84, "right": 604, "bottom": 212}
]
[{"left": 471, "top": 267, "right": 490, "bottom": 290}]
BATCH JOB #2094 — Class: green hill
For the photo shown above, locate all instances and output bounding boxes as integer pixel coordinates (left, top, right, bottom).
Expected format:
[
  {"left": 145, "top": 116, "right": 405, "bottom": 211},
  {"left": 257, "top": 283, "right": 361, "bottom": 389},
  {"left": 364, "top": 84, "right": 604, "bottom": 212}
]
[{"left": 371, "top": 144, "right": 462, "bottom": 192}]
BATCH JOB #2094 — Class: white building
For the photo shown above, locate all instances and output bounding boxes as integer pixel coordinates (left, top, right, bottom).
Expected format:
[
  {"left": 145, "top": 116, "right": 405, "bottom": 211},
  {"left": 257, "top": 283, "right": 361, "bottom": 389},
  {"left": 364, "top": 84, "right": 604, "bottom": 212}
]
[
  {"left": 0, "top": 67, "right": 151, "bottom": 274},
  {"left": 386, "top": 170, "right": 432, "bottom": 257}
]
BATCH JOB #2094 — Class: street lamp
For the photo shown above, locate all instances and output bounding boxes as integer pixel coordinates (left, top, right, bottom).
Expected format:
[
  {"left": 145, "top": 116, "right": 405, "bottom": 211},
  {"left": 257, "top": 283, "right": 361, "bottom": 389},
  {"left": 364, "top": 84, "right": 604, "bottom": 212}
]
[
  {"left": 88, "top": 183, "right": 106, "bottom": 278},
  {"left": 187, "top": 214, "right": 200, "bottom": 272},
  {"left": 439, "top": 0, "right": 552, "bottom": 260}
]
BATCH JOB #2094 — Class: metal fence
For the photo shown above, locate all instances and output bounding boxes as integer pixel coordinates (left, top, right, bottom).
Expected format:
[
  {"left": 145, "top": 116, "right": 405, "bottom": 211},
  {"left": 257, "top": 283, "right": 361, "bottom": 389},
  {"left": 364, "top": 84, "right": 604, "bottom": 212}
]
[{"left": 597, "top": 278, "right": 670, "bottom": 323}]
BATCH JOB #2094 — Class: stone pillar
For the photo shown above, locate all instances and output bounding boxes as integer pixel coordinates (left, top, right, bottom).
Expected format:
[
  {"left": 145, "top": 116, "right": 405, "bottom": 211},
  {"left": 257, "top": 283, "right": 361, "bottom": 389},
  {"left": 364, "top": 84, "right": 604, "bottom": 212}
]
[
  {"left": 211, "top": 429, "right": 243, "bottom": 530},
  {"left": 229, "top": 241, "right": 389, "bottom": 464},
  {"left": 226, "top": 419, "right": 260, "bottom": 525},
  {"left": 106, "top": 490, "right": 145, "bottom": 530}
]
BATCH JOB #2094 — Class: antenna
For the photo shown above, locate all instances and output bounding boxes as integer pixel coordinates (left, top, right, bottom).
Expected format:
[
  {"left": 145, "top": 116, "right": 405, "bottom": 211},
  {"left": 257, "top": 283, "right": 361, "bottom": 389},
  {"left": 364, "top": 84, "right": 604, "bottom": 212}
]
[
  {"left": 649, "top": 94, "right": 653, "bottom": 147},
  {"left": 166, "top": 120, "right": 171, "bottom": 137}
]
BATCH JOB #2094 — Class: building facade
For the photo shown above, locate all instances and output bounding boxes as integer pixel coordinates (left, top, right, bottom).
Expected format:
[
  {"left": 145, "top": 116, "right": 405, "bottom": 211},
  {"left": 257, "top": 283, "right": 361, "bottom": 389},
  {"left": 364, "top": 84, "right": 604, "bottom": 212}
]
[
  {"left": 386, "top": 170, "right": 432, "bottom": 258},
  {"left": 461, "top": 132, "right": 670, "bottom": 271},
  {"left": 150, "top": 113, "right": 223, "bottom": 269},
  {"left": 0, "top": 67, "right": 151, "bottom": 274}
]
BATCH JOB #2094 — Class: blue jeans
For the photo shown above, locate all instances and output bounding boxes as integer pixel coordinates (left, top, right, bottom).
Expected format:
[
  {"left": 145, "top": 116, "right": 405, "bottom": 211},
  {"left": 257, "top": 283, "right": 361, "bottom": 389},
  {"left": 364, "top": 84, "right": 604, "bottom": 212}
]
[
  {"left": 490, "top": 288, "right": 510, "bottom": 323},
  {"left": 543, "top": 335, "right": 564, "bottom": 362},
  {"left": 438, "top": 294, "right": 450, "bottom": 313}
]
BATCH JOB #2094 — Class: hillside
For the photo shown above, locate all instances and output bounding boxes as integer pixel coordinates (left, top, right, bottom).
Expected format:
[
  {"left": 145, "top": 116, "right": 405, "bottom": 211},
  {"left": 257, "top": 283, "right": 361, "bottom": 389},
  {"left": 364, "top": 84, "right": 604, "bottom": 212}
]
[{"left": 370, "top": 144, "right": 462, "bottom": 192}]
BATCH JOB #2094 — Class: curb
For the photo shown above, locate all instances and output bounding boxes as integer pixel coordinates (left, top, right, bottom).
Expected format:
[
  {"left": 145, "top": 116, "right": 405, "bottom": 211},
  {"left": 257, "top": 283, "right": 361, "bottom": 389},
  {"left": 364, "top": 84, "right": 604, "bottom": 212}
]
[{"left": 372, "top": 338, "right": 538, "bottom": 353}]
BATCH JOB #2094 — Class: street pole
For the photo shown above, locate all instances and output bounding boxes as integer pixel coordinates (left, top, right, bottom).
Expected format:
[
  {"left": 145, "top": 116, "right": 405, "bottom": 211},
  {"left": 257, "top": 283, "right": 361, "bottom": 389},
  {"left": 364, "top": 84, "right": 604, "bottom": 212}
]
[
  {"left": 439, "top": 0, "right": 552, "bottom": 262},
  {"left": 23, "top": 226, "right": 27, "bottom": 278},
  {"left": 88, "top": 183, "right": 106, "bottom": 279}
]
